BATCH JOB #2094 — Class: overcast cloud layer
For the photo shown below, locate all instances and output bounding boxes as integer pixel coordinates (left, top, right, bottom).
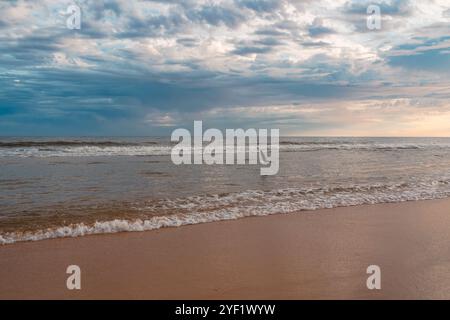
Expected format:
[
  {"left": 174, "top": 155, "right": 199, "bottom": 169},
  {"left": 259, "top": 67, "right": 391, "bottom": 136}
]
[{"left": 1, "top": 0, "right": 450, "bottom": 136}]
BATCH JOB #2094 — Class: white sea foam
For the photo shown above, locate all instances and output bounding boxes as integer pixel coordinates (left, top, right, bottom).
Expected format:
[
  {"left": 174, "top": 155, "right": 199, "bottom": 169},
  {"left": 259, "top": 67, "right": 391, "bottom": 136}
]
[
  {"left": 2, "top": 179, "right": 450, "bottom": 244},
  {"left": 1, "top": 141, "right": 449, "bottom": 157},
  {"left": 0, "top": 145, "right": 173, "bottom": 157}
]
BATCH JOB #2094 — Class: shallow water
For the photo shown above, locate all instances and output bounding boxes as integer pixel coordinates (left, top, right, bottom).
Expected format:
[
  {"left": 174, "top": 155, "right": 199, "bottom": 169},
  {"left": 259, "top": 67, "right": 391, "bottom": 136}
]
[{"left": 2, "top": 136, "right": 450, "bottom": 244}]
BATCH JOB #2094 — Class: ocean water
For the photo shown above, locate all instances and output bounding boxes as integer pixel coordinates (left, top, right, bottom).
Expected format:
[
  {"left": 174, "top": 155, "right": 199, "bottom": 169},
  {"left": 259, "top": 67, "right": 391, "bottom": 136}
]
[{"left": 2, "top": 136, "right": 450, "bottom": 244}]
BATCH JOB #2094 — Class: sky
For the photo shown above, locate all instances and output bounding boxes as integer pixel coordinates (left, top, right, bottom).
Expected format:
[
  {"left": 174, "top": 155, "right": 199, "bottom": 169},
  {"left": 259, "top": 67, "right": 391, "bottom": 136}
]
[{"left": 1, "top": 0, "right": 450, "bottom": 136}]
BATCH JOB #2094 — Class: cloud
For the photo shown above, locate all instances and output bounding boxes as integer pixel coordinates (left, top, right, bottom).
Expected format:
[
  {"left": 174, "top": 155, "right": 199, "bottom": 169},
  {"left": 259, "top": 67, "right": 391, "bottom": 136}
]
[
  {"left": 236, "top": 0, "right": 282, "bottom": 12},
  {"left": 186, "top": 4, "right": 246, "bottom": 28},
  {"left": 343, "top": 0, "right": 412, "bottom": 16},
  {"left": 307, "top": 18, "right": 336, "bottom": 37},
  {"left": 0, "top": 0, "right": 449, "bottom": 135}
]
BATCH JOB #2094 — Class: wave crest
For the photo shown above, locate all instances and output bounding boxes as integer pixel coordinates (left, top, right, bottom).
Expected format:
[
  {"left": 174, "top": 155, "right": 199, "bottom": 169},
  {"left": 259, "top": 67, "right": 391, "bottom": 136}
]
[{"left": 2, "top": 179, "right": 450, "bottom": 244}]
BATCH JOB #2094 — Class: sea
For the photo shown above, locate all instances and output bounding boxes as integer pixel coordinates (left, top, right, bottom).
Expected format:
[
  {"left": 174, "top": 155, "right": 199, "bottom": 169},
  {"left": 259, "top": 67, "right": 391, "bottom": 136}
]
[{"left": 1, "top": 136, "right": 450, "bottom": 244}]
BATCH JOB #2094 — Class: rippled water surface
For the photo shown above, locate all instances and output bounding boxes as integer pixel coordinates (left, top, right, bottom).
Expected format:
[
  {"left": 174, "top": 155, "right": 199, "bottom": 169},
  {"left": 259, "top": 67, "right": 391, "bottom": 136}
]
[{"left": 2, "top": 136, "right": 450, "bottom": 244}]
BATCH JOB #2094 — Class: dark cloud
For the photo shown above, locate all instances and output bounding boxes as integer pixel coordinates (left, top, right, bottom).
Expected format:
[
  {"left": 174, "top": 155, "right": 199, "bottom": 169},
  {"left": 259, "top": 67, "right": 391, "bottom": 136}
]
[
  {"left": 308, "top": 25, "right": 335, "bottom": 37},
  {"left": 186, "top": 4, "right": 246, "bottom": 28},
  {"left": 176, "top": 37, "right": 199, "bottom": 47},
  {"left": 301, "top": 40, "right": 330, "bottom": 47},
  {"left": 232, "top": 46, "right": 273, "bottom": 55},
  {"left": 308, "top": 18, "right": 335, "bottom": 37},
  {"left": 0, "top": 57, "right": 372, "bottom": 135},
  {"left": 235, "top": 0, "right": 281, "bottom": 12},
  {"left": 254, "top": 28, "right": 290, "bottom": 36},
  {"left": 0, "top": 33, "right": 63, "bottom": 68},
  {"left": 254, "top": 37, "right": 285, "bottom": 46},
  {"left": 119, "top": 10, "right": 186, "bottom": 38},
  {"left": 229, "top": 35, "right": 285, "bottom": 56},
  {"left": 89, "top": 0, "right": 122, "bottom": 19}
]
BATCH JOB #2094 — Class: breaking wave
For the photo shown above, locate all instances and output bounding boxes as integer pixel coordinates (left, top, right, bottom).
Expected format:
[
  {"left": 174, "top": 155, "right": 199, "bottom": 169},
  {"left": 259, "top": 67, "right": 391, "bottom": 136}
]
[
  {"left": 2, "top": 179, "right": 450, "bottom": 244},
  {"left": 0, "top": 140, "right": 448, "bottom": 157},
  {"left": 0, "top": 140, "right": 159, "bottom": 148}
]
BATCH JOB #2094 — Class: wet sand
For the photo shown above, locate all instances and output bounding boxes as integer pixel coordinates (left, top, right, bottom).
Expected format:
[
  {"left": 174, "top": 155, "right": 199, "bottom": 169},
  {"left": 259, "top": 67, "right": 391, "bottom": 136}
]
[{"left": 1, "top": 198, "right": 450, "bottom": 299}]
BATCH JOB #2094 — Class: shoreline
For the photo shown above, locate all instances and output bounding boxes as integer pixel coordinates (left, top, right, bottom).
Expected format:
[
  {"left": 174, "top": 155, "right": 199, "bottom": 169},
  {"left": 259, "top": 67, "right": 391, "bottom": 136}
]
[{"left": 2, "top": 198, "right": 450, "bottom": 299}]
